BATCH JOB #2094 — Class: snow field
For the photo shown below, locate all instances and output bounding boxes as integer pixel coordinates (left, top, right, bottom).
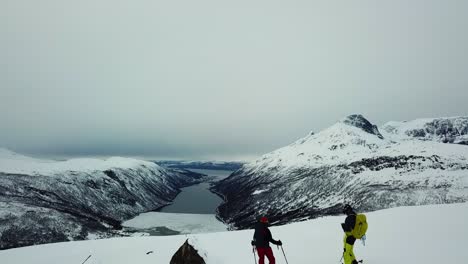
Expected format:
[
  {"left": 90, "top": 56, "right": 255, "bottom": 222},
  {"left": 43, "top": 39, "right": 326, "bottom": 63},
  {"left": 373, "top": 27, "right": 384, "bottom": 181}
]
[{"left": 1, "top": 202, "right": 467, "bottom": 264}]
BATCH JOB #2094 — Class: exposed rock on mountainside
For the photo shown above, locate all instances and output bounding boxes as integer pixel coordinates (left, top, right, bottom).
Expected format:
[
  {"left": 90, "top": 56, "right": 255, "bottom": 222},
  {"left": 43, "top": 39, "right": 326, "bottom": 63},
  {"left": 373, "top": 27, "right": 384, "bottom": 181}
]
[
  {"left": 0, "top": 150, "right": 205, "bottom": 249},
  {"left": 382, "top": 117, "right": 468, "bottom": 145}
]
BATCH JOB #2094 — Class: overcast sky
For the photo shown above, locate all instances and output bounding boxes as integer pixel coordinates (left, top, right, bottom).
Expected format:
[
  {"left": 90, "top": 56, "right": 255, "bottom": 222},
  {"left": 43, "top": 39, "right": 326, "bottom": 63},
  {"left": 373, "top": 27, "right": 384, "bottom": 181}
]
[{"left": 1, "top": 0, "right": 468, "bottom": 160}]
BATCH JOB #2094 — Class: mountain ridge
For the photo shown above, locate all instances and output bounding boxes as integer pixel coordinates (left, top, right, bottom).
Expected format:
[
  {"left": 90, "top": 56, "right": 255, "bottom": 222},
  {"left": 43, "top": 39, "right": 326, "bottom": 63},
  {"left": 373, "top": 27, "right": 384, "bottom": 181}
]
[
  {"left": 212, "top": 114, "right": 468, "bottom": 229},
  {"left": 382, "top": 116, "right": 468, "bottom": 145},
  {"left": 0, "top": 149, "right": 205, "bottom": 249}
]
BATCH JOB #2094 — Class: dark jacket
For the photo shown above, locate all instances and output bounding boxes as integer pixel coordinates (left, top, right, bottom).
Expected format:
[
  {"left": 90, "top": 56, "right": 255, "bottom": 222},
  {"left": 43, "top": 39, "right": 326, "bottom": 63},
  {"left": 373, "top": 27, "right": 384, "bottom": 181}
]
[
  {"left": 341, "top": 212, "right": 357, "bottom": 245},
  {"left": 253, "top": 222, "right": 280, "bottom": 248}
]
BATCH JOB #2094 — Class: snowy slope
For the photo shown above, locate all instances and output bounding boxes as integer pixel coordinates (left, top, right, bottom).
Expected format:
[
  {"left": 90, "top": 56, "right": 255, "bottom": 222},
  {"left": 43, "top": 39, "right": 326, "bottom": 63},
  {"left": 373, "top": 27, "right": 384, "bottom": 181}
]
[
  {"left": 0, "top": 149, "right": 205, "bottom": 249},
  {"left": 0, "top": 202, "right": 467, "bottom": 264},
  {"left": 0, "top": 148, "right": 160, "bottom": 176},
  {"left": 213, "top": 115, "right": 468, "bottom": 229}
]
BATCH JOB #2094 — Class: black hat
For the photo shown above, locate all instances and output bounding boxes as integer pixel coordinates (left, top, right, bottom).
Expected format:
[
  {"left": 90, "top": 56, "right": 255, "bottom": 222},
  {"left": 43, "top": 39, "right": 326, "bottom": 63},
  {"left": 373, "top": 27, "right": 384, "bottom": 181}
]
[{"left": 343, "top": 204, "right": 353, "bottom": 214}]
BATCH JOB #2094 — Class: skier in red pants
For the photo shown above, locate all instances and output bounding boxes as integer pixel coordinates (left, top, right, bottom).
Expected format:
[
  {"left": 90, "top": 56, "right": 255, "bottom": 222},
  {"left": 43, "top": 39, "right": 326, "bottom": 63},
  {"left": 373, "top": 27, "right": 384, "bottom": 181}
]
[{"left": 251, "top": 217, "right": 282, "bottom": 264}]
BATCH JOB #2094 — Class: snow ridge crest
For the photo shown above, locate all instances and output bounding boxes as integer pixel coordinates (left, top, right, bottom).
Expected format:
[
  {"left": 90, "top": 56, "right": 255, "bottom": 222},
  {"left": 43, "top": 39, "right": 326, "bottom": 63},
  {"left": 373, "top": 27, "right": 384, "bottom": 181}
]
[{"left": 341, "top": 114, "right": 384, "bottom": 139}]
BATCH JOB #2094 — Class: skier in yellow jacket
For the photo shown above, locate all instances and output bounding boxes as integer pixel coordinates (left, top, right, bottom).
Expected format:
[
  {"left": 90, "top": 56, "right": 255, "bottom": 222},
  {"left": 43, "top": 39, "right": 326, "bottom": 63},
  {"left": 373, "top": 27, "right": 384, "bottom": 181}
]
[{"left": 341, "top": 204, "right": 360, "bottom": 264}]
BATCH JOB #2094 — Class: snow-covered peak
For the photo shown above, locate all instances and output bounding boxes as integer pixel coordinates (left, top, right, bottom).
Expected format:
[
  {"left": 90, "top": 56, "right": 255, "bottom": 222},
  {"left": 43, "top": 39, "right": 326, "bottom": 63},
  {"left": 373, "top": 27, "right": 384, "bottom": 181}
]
[
  {"left": 382, "top": 116, "right": 468, "bottom": 144},
  {"left": 341, "top": 114, "right": 384, "bottom": 139},
  {"left": 249, "top": 116, "right": 389, "bottom": 171},
  {"left": 293, "top": 115, "right": 384, "bottom": 146},
  {"left": 0, "top": 148, "right": 162, "bottom": 176}
]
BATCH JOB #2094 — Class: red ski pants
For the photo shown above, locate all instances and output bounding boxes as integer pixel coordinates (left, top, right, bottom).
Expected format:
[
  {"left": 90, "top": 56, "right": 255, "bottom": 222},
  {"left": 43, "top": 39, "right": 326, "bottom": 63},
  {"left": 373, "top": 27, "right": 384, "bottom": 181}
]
[{"left": 257, "top": 247, "right": 275, "bottom": 264}]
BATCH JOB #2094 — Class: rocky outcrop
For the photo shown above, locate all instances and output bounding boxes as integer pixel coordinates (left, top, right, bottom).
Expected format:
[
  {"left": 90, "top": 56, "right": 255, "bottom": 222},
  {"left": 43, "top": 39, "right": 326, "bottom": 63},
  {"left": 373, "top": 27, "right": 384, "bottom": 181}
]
[
  {"left": 382, "top": 117, "right": 468, "bottom": 144},
  {"left": 170, "top": 240, "right": 206, "bottom": 264},
  {"left": 342, "top": 114, "right": 384, "bottom": 139}
]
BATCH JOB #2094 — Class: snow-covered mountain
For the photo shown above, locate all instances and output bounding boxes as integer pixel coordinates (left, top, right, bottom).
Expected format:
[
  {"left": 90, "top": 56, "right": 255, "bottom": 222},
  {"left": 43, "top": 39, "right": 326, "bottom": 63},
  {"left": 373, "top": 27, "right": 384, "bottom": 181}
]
[
  {"left": 212, "top": 115, "right": 468, "bottom": 229},
  {"left": 0, "top": 149, "right": 205, "bottom": 249},
  {"left": 1, "top": 202, "right": 467, "bottom": 264}
]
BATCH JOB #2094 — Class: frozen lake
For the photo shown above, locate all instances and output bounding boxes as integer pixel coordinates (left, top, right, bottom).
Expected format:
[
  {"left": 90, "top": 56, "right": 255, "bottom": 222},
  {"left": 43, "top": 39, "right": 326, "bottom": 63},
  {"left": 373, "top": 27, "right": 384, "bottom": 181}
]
[{"left": 123, "top": 169, "right": 233, "bottom": 235}]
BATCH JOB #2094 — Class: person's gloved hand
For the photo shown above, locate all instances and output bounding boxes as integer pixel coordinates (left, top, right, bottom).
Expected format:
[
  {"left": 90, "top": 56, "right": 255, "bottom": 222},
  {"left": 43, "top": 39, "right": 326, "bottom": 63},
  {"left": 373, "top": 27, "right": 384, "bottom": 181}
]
[
  {"left": 277, "top": 240, "right": 282, "bottom": 246},
  {"left": 251, "top": 240, "right": 255, "bottom": 246}
]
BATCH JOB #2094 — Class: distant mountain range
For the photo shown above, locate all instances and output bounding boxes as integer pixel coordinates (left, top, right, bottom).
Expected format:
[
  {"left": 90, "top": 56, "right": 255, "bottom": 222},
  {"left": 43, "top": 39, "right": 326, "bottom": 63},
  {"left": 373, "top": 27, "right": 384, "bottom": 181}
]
[
  {"left": 0, "top": 149, "right": 205, "bottom": 249},
  {"left": 154, "top": 160, "right": 244, "bottom": 171},
  {"left": 212, "top": 115, "right": 468, "bottom": 229}
]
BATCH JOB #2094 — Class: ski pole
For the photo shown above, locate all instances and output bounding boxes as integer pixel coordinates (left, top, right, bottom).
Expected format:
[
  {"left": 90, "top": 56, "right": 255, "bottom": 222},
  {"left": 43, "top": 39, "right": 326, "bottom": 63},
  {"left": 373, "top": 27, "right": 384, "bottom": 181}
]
[
  {"left": 280, "top": 246, "right": 289, "bottom": 264},
  {"left": 81, "top": 255, "right": 92, "bottom": 264},
  {"left": 339, "top": 248, "right": 345, "bottom": 264},
  {"left": 252, "top": 246, "right": 257, "bottom": 264}
]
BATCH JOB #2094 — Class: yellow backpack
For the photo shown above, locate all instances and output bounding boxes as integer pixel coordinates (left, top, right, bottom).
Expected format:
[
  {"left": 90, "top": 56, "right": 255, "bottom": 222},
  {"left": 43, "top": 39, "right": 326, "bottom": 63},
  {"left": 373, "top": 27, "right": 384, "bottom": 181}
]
[{"left": 351, "top": 214, "right": 368, "bottom": 239}]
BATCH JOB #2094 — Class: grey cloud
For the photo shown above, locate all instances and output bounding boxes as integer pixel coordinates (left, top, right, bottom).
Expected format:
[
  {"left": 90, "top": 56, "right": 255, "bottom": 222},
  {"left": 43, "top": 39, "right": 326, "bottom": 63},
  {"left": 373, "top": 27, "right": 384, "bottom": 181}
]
[{"left": 1, "top": 0, "right": 468, "bottom": 160}]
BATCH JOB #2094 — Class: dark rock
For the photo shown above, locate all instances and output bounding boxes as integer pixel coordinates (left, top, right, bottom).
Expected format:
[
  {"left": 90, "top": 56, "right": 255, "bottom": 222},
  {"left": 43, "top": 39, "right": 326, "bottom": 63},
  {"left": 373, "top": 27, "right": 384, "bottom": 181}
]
[
  {"left": 170, "top": 239, "right": 206, "bottom": 264},
  {"left": 402, "top": 117, "right": 468, "bottom": 144},
  {"left": 342, "top": 114, "right": 384, "bottom": 139}
]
